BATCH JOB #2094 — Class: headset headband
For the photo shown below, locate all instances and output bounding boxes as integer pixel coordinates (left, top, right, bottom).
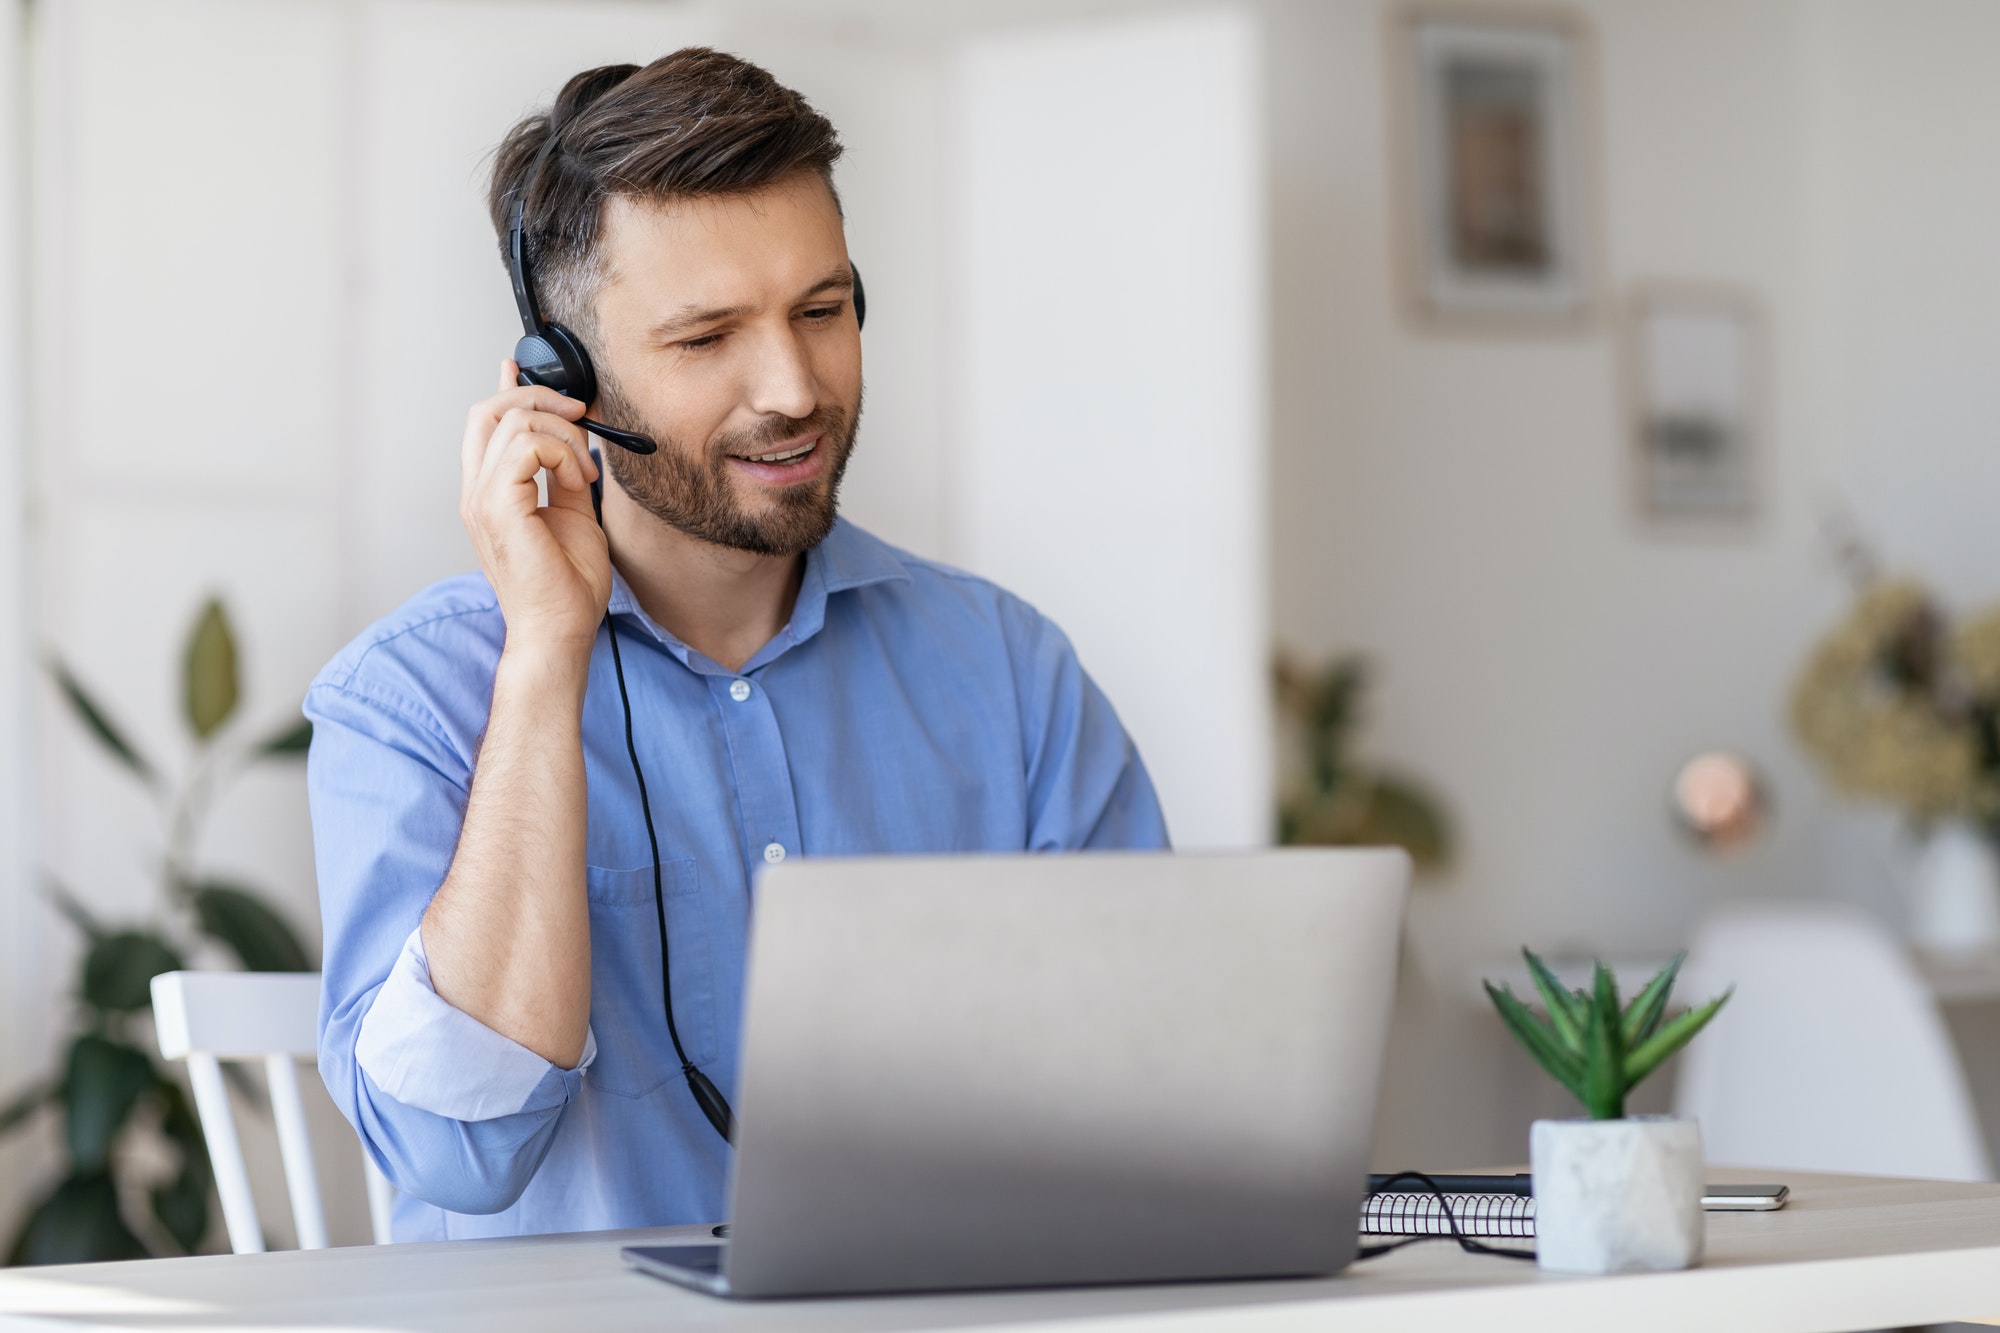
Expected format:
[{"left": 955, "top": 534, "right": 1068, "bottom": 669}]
[{"left": 507, "top": 198, "right": 546, "bottom": 336}]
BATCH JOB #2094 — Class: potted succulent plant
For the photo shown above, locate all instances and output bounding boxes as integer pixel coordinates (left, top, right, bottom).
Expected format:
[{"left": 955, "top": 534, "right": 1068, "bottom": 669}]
[{"left": 1485, "top": 951, "right": 1730, "bottom": 1274}]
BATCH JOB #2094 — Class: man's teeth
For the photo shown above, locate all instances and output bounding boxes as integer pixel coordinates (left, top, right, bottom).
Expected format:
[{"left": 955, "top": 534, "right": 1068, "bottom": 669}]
[{"left": 740, "top": 440, "right": 816, "bottom": 464}]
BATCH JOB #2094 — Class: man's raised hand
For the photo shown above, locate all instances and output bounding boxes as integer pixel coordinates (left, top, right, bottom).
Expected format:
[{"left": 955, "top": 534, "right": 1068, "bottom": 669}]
[{"left": 459, "top": 360, "right": 612, "bottom": 661}]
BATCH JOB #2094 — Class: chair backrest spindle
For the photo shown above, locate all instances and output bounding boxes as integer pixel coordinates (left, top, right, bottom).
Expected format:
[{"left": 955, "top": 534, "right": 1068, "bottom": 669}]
[{"left": 150, "top": 971, "right": 391, "bottom": 1252}]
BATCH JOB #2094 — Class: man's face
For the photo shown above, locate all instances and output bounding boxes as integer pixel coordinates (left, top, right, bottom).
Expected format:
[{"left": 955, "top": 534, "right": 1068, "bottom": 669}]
[{"left": 588, "top": 174, "right": 863, "bottom": 556}]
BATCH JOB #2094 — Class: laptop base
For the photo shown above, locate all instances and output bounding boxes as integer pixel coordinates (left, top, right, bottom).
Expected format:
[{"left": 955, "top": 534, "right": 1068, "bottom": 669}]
[{"left": 622, "top": 1243, "right": 731, "bottom": 1297}]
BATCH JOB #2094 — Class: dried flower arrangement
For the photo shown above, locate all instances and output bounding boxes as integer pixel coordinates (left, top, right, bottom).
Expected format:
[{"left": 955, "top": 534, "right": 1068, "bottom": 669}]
[{"left": 1790, "top": 579, "right": 2000, "bottom": 831}]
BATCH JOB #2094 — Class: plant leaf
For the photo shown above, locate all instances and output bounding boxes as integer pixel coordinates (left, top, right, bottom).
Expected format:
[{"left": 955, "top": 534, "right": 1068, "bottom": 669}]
[
  {"left": 150, "top": 1163, "right": 208, "bottom": 1255},
  {"left": 6, "top": 1172, "right": 151, "bottom": 1265},
  {"left": 1484, "top": 981, "right": 1583, "bottom": 1093},
  {"left": 191, "top": 882, "right": 313, "bottom": 971},
  {"left": 1346, "top": 776, "right": 1453, "bottom": 870},
  {"left": 81, "top": 930, "right": 185, "bottom": 1012},
  {"left": 1583, "top": 964, "right": 1625, "bottom": 1119},
  {"left": 1625, "top": 990, "right": 1734, "bottom": 1088},
  {"left": 49, "top": 658, "right": 158, "bottom": 787},
  {"left": 0, "top": 1080, "right": 50, "bottom": 1134},
  {"left": 42, "top": 877, "right": 104, "bottom": 941},
  {"left": 1620, "top": 952, "right": 1685, "bottom": 1048},
  {"left": 183, "top": 598, "right": 239, "bottom": 740},
  {"left": 1522, "top": 949, "right": 1586, "bottom": 1053},
  {"left": 254, "top": 715, "right": 312, "bottom": 758},
  {"left": 154, "top": 1074, "right": 207, "bottom": 1172},
  {"left": 63, "top": 1036, "right": 157, "bottom": 1172}
]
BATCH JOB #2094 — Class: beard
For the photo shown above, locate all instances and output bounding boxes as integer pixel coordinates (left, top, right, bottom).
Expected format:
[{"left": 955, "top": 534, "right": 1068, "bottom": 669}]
[{"left": 596, "top": 373, "right": 860, "bottom": 557}]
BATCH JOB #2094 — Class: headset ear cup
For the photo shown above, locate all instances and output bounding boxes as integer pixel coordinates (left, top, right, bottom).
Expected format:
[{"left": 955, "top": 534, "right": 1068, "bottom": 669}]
[
  {"left": 539, "top": 322, "right": 599, "bottom": 406},
  {"left": 851, "top": 264, "right": 867, "bottom": 331}
]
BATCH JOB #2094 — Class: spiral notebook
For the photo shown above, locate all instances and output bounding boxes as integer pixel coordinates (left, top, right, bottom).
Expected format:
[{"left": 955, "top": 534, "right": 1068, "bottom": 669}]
[{"left": 1360, "top": 1192, "right": 1536, "bottom": 1238}]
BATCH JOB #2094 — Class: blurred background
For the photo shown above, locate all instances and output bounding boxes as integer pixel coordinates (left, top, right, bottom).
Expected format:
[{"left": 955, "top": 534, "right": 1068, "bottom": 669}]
[{"left": 5, "top": 0, "right": 2000, "bottom": 1260}]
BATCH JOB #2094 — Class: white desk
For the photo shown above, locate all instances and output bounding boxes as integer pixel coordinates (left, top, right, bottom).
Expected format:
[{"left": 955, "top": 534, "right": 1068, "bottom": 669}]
[{"left": 3, "top": 1170, "right": 1999, "bottom": 1333}]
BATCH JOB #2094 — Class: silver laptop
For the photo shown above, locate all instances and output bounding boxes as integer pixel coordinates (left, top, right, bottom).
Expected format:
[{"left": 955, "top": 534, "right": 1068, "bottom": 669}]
[{"left": 622, "top": 848, "right": 1408, "bottom": 1299}]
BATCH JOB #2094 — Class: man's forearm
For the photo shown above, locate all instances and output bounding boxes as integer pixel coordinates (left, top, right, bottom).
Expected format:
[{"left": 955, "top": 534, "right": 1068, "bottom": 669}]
[{"left": 421, "top": 644, "right": 593, "bottom": 1067}]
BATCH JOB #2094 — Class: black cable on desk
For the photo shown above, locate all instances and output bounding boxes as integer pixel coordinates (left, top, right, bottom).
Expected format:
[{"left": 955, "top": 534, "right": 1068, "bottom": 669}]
[{"left": 1355, "top": 1170, "right": 1536, "bottom": 1262}]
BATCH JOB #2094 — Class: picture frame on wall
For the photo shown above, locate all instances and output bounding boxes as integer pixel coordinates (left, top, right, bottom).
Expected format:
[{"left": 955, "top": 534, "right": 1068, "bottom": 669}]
[
  {"left": 1624, "top": 286, "right": 1761, "bottom": 528},
  {"left": 1390, "top": 5, "right": 1597, "bottom": 329}
]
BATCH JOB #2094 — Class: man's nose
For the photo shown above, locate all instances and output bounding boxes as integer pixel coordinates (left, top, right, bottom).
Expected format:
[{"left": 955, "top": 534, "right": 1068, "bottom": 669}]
[{"left": 744, "top": 326, "right": 818, "bottom": 421}]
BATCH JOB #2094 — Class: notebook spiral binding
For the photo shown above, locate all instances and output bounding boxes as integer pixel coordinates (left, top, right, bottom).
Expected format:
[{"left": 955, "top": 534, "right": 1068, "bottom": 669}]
[{"left": 1361, "top": 1192, "right": 1536, "bottom": 1238}]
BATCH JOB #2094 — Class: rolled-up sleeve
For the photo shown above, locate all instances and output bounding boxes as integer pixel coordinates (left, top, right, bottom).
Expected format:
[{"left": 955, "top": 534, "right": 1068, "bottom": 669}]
[
  {"left": 307, "top": 675, "right": 587, "bottom": 1217},
  {"left": 357, "top": 924, "right": 596, "bottom": 1121}
]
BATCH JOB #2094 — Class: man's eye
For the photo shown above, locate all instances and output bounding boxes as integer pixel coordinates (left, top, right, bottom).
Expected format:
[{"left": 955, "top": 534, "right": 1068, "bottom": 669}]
[
  {"left": 680, "top": 332, "right": 724, "bottom": 351},
  {"left": 801, "top": 304, "right": 841, "bottom": 322}
]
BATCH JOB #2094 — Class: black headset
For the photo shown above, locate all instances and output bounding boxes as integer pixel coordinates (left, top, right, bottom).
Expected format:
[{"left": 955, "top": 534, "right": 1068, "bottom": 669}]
[
  {"left": 506, "top": 198, "right": 865, "bottom": 456},
  {"left": 509, "top": 188, "right": 867, "bottom": 1146}
]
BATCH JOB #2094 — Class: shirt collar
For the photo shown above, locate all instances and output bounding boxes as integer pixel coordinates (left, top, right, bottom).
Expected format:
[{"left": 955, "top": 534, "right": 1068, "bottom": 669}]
[{"left": 604, "top": 517, "right": 911, "bottom": 674}]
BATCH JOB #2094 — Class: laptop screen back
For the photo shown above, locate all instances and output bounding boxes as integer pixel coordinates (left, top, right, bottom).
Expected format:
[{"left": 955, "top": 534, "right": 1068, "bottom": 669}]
[{"left": 721, "top": 849, "right": 1409, "bottom": 1298}]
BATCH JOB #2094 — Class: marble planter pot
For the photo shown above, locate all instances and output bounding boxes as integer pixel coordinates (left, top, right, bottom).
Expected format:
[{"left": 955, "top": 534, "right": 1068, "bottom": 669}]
[{"left": 1530, "top": 1116, "right": 1703, "bottom": 1274}]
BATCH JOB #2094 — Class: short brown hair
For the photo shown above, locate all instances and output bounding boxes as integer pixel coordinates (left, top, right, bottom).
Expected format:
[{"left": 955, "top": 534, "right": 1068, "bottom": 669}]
[{"left": 487, "top": 47, "right": 843, "bottom": 341}]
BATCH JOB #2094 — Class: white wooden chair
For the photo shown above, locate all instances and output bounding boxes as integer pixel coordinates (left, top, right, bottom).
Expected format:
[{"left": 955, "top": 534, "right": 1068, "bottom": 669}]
[
  {"left": 1675, "top": 900, "right": 1992, "bottom": 1182},
  {"left": 150, "top": 970, "right": 396, "bottom": 1252}
]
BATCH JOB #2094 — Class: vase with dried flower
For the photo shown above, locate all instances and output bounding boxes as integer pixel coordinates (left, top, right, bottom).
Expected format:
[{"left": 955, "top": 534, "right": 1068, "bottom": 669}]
[{"left": 1792, "top": 579, "right": 2000, "bottom": 953}]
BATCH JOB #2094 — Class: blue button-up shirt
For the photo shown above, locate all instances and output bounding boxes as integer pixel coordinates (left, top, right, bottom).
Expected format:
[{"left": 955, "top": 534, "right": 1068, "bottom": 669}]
[{"left": 307, "top": 518, "right": 1168, "bottom": 1242}]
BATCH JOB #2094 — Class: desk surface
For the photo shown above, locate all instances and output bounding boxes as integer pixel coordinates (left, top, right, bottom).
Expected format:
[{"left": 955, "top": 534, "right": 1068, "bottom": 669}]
[{"left": 3, "top": 1169, "right": 1998, "bottom": 1333}]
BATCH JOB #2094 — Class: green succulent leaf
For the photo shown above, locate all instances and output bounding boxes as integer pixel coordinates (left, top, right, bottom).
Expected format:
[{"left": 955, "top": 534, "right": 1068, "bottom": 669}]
[
  {"left": 81, "top": 931, "right": 185, "bottom": 1012},
  {"left": 1484, "top": 981, "right": 1584, "bottom": 1093},
  {"left": 191, "top": 882, "right": 312, "bottom": 972},
  {"left": 1621, "top": 952, "right": 1685, "bottom": 1048},
  {"left": 1625, "top": 990, "right": 1733, "bottom": 1088},
  {"left": 49, "top": 658, "right": 160, "bottom": 788},
  {"left": 254, "top": 715, "right": 313, "bottom": 758},
  {"left": 1522, "top": 949, "right": 1585, "bottom": 1053},
  {"left": 183, "top": 598, "right": 240, "bottom": 741},
  {"left": 6, "top": 1172, "right": 151, "bottom": 1265},
  {"left": 63, "top": 1036, "right": 156, "bottom": 1172},
  {"left": 0, "top": 1080, "right": 50, "bottom": 1134},
  {"left": 1582, "top": 964, "right": 1625, "bottom": 1119}
]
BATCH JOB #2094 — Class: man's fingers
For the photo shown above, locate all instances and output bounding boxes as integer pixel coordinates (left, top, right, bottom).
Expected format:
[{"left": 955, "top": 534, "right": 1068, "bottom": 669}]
[
  {"left": 480, "top": 408, "right": 596, "bottom": 491},
  {"left": 489, "top": 383, "right": 587, "bottom": 422},
  {"left": 498, "top": 357, "right": 518, "bottom": 394},
  {"left": 486, "top": 427, "right": 593, "bottom": 498}
]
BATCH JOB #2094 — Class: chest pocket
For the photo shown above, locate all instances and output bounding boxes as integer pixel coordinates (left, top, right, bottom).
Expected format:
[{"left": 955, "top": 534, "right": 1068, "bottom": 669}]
[{"left": 584, "top": 859, "right": 719, "bottom": 1100}]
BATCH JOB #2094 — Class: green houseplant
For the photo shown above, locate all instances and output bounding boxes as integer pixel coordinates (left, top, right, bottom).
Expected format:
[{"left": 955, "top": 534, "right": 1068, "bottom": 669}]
[
  {"left": 0, "top": 598, "right": 315, "bottom": 1264},
  {"left": 1274, "top": 654, "right": 1453, "bottom": 872},
  {"left": 1485, "top": 950, "right": 1730, "bottom": 1275}
]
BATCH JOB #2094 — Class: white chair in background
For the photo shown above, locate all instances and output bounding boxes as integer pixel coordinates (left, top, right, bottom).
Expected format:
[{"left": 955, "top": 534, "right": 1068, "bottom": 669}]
[
  {"left": 150, "top": 970, "right": 395, "bottom": 1253},
  {"left": 1674, "top": 900, "right": 1991, "bottom": 1182}
]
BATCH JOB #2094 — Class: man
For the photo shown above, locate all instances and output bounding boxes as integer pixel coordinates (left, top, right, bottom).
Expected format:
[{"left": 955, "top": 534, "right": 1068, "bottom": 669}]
[{"left": 309, "top": 47, "right": 1167, "bottom": 1243}]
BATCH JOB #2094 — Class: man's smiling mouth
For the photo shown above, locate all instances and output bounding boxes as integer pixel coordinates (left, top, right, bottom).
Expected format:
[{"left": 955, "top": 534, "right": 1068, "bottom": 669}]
[{"left": 731, "top": 437, "right": 818, "bottom": 465}]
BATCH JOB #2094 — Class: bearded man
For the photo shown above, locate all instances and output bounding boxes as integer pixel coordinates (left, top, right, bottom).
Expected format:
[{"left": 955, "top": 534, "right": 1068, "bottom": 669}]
[{"left": 306, "top": 48, "right": 1166, "bottom": 1242}]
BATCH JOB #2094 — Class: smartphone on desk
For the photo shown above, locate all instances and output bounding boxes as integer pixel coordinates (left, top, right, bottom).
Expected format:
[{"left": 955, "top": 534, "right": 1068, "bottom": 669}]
[{"left": 1701, "top": 1183, "right": 1789, "bottom": 1211}]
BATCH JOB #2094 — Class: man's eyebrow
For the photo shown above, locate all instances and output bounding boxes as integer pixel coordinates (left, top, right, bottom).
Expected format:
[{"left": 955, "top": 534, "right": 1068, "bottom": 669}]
[
  {"left": 647, "top": 268, "right": 857, "bottom": 341},
  {"left": 797, "top": 267, "right": 856, "bottom": 300},
  {"left": 648, "top": 303, "right": 753, "bottom": 340}
]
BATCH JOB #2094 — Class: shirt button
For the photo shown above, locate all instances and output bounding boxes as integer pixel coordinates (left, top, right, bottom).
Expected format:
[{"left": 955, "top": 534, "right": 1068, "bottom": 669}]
[
  {"left": 729, "top": 679, "right": 752, "bottom": 702},
  {"left": 763, "top": 842, "right": 787, "bottom": 864}
]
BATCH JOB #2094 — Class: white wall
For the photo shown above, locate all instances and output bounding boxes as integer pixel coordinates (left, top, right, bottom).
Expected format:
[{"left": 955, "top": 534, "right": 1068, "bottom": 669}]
[
  {"left": 949, "top": 8, "right": 1271, "bottom": 848},
  {"left": 1266, "top": 0, "right": 1876, "bottom": 983},
  {"left": 0, "top": 0, "right": 34, "bottom": 1235},
  {"left": 1265, "top": 0, "right": 2000, "bottom": 990}
]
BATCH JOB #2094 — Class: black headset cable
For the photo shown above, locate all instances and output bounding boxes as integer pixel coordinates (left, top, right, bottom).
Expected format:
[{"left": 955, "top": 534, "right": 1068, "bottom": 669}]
[{"left": 592, "top": 475, "right": 736, "bottom": 1143}]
